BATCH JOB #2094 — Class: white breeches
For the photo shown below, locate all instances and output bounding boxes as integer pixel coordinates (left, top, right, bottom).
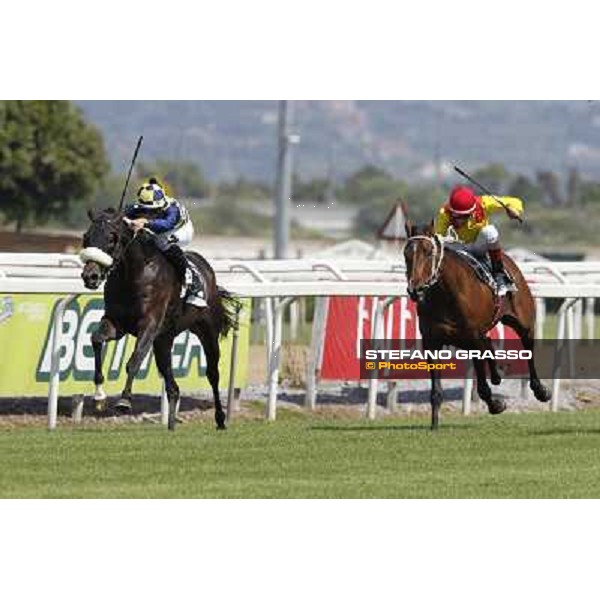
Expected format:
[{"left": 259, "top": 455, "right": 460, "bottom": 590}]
[
  {"left": 472, "top": 224, "right": 500, "bottom": 252},
  {"left": 153, "top": 220, "right": 194, "bottom": 251}
]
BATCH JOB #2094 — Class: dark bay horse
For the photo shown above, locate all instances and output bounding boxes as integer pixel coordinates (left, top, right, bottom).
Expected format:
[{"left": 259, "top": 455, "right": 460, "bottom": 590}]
[
  {"left": 404, "top": 220, "right": 551, "bottom": 430},
  {"left": 80, "top": 207, "right": 239, "bottom": 431}
]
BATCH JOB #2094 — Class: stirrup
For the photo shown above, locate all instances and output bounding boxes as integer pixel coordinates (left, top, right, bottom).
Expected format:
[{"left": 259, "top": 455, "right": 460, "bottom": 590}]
[
  {"left": 496, "top": 280, "right": 509, "bottom": 297},
  {"left": 494, "top": 273, "right": 516, "bottom": 296},
  {"left": 180, "top": 268, "right": 195, "bottom": 299},
  {"left": 182, "top": 269, "right": 206, "bottom": 307}
]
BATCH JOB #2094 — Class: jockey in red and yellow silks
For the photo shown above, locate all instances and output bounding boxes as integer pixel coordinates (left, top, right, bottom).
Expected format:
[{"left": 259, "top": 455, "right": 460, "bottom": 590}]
[{"left": 435, "top": 185, "right": 523, "bottom": 295}]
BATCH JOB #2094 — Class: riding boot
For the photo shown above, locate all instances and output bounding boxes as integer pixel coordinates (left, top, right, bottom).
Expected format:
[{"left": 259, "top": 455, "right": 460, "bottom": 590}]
[
  {"left": 488, "top": 247, "right": 515, "bottom": 296},
  {"left": 163, "top": 245, "right": 207, "bottom": 307}
]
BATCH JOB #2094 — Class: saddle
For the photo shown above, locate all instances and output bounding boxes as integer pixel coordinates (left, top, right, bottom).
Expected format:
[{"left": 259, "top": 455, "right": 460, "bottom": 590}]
[{"left": 444, "top": 242, "right": 514, "bottom": 295}]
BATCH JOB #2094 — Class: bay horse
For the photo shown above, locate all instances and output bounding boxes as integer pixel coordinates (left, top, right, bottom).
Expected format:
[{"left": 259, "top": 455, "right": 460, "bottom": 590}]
[
  {"left": 404, "top": 219, "right": 551, "bottom": 430},
  {"left": 80, "top": 207, "right": 239, "bottom": 431}
]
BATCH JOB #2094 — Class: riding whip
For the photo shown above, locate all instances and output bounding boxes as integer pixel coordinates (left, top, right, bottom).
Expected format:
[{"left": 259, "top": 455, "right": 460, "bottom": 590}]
[
  {"left": 117, "top": 135, "right": 144, "bottom": 212},
  {"left": 453, "top": 165, "right": 524, "bottom": 223}
]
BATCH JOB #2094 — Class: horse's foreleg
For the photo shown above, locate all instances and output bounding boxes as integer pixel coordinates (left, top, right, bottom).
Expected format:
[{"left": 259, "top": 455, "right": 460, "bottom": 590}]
[
  {"left": 153, "top": 334, "right": 179, "bottom": 431},
  {"left": 118, "top": 325, "right": 158, "bottom": 413},
  {"left": 191, "top": 321, "right": 226, "bottom": 430},
  {"left": 424, "top": 339, "right": 443, "bottom": 430},
  {"left": 473, "top": 356, "right": 506, "bottom": 415},
  {"left": 487, "top": 358, "right": 502, "bottom": 385},
  {"left": 429, "top": 367, "right": 443, "bottom": 431},
  {"left": 91, "top": 317, "right": 121, "bottom": 411},
  {"left": 483, "top": 337, "right": 502, "bottom": 385}
]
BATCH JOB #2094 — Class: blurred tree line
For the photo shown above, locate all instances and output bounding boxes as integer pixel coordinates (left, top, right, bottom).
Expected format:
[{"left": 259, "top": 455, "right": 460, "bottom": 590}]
[
  {"left": 345, "top": 162, "right": 600, "bottom": 239},
  {"left": 0, "top": 101, "right": 108, "bottom": 232},
  {"left": 1, "top": 100, "right": 599, "bottom": 243}
]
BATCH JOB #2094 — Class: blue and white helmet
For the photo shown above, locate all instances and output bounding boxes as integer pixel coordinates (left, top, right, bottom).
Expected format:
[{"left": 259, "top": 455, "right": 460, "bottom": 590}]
[{"left": 136, "top": 179, "right": 168, "bottom": 210}]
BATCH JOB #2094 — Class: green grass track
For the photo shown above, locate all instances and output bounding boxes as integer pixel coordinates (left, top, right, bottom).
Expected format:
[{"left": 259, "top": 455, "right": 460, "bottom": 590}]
[{"left": 2, "top": 409, "right": 600, "bottom": 498}]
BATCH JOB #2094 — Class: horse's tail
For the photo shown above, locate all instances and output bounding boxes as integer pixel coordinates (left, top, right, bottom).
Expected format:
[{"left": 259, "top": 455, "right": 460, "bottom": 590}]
[{"left": 214, "top": 286, "right": 243, "bottom": 338}]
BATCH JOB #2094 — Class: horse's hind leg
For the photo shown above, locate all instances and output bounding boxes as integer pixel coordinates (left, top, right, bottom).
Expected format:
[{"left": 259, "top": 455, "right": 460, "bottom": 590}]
[
  {"left": 91, "top": 317, "right": 122, "bottom": 411},
  {"left": 153, "top": 334, "right": 179, "bottom": 431},
  {"left": 502, "top": 316, "right": 551, "bottom": 403},
  {"left": 190, "top": 320, "right": 226, "bottom": 430}
]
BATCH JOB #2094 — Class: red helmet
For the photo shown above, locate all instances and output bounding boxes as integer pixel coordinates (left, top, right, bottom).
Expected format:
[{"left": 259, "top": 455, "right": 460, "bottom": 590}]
[{"left": 448, "top": 186, "right": 477, "bottom": 215}]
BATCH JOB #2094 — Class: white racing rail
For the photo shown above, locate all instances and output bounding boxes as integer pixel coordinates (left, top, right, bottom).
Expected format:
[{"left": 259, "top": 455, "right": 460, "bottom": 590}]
[{"left": 1, "top": 253, "right": 600, "bottom": 428}]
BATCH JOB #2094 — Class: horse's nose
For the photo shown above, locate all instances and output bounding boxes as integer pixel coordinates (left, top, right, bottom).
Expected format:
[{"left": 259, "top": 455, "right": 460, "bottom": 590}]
[
  {"left": 407, "top": 286, "right": 424, "bottom": 303},
  {"left": 82, "top": 270, "right": 99, "bottom": 288}
]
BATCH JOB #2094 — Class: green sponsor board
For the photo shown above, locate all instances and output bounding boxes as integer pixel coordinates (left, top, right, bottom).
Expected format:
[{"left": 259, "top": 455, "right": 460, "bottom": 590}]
[{"left": 0, "top": 294, "right": 250, "bottom": 397}]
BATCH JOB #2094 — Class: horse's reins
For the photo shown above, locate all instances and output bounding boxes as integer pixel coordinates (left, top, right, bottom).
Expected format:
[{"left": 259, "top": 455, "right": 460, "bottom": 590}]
[
  {"left": 406, "top": 234, "right": 445, "bottom": 296},
  {"left": 81, "top": 217, "right": 147, "bottom": 282},
  {"left": 109, "top": 217, "right": 156, "bottom": 272},
  {"left": 407, "top": 232, "right": 505, "bottom": 331}
]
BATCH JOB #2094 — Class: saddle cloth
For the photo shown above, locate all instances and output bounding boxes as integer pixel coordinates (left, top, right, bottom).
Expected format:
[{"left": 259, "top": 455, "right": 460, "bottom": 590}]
[
  {"left": 445, "top": 242, "right": 501, "bottom": 293},
  {"left": 184, "top": 253, "right": 208, "bottom": 302}
]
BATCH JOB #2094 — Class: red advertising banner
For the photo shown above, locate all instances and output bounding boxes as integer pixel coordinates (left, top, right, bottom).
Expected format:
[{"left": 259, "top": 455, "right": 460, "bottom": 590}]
[{"left": 319, "top": 297, "right": 520, "bottom": 380}]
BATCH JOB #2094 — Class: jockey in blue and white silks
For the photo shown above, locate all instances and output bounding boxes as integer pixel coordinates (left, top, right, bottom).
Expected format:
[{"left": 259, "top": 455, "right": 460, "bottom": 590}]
[{"left": 124, "top": 178, "right": 205, "bottom": 307}]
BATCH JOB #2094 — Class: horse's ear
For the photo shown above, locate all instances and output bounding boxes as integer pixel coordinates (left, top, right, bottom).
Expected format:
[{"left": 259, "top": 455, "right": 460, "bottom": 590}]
[
  {"left": 427, "top": 218, "right": 435, "bottom": 234},
  {"left": 400, "top": 200, "right": 409, "bottom": 219},
  {"left": 405, "top": 219, "right": 413, "bottom": 238},
  {"left": 87, "top": 207, "right": 96, "bottom": 221}
]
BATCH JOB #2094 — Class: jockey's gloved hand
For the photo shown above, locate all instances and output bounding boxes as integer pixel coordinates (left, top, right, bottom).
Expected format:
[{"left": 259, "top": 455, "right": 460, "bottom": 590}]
[{"left": 130, "top": 218, "right": 148, "bottom": 233}]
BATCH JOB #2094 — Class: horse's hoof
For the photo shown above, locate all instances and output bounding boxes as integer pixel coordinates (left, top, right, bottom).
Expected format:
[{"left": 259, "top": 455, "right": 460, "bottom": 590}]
[
  {"left": 490, "top": 373, "right": 502, "bottom": 385},
  {"left": 216, "top": 423, "right": 227, "bottom": 431},
  {"left": 533, "top": 384, "right": 552, "bottom": 403},
  {"left": 114, "top": 398, "right": 132, "bottom": 414},
  {"left": 487, "top": 398, "right": 507, "bottom": 415},
  {"left": 215, "top": 412, "right": 227, "bottom": 430}
]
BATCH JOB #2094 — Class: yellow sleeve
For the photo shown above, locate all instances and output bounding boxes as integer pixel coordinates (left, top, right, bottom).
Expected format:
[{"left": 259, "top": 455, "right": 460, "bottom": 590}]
[
  {"left": 481, "top": 195, "right": 524, "bottom": 216},
  {"left": 435, "top": 207, "right": 450, "bottom": 235}
]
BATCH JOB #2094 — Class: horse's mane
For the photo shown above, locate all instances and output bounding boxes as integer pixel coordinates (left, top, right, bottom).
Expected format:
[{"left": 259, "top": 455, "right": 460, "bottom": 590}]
[{"left": 93, "top": 207, "right": 163, "bottom": 265}]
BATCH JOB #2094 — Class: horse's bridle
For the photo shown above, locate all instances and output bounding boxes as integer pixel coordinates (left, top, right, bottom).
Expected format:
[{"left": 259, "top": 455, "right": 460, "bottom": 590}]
[
  {"left": 80, "top": 217, "right": 137, "bottom": 281},
  {"left": 405, "top": 234, "right": 445, "bottom": 300}
]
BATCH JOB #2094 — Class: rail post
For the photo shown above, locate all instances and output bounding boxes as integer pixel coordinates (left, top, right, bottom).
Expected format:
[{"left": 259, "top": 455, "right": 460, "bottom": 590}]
[
  {"left": 551, "top": 297, "right": 579, "bottom": 412},
  {"left": 48, "top": 294, "right": 77, "bottom": 430},
  {"left": 305, "top": 297, "right": 329, "bottom": 410},
  {"left": 267, "top": 297, "right": 295, "bottom": 421}
]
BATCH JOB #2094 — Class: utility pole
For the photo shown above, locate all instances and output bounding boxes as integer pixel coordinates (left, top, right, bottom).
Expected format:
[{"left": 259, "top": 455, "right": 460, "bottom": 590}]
[
  {"left": 274, "top": 100, "right": 299, "bottom": 258},
  {"left": 434, "top": 108, "right": 443, "bottom": 186},
  {"left": 325, "top": 141, "right": 336, "bottom": 204}
]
